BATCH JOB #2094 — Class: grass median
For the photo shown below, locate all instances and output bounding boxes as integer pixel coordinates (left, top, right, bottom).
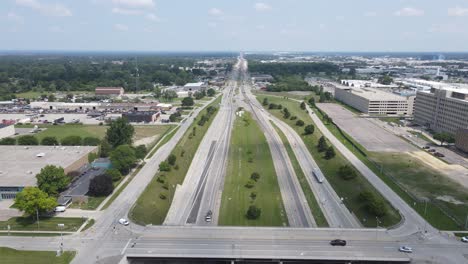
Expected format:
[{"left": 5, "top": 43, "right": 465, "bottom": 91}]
[
  {"left": 0, "top": 217, "right": 86, "bottom": 232},
  {"left": 219, "top": 112, "right": 288, "bottom": 226},
  {"left": 257, "top": 95, "right": 401, "bottom": 227},
  {"left": 0, "top": 247, "right": 75, "bottom": 264},
  {"left": 129, "top": 96, "right": 222, "bottom": 225}
]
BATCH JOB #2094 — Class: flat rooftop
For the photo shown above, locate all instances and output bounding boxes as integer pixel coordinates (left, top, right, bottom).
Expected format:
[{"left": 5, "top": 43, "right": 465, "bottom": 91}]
[
  {"left": 338, "top": 86, "right": 410, "bottom": 101},
  {"left": 0, "top": 145, "right": 97, "bottom": 187}
]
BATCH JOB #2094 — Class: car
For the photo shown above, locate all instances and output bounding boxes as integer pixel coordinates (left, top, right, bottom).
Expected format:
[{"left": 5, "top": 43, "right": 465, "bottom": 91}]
[
  {"left": 422, "top": 146, "right": 430, "bottom": 149},
  {"left": 118, "top": 218, "right": 130, "bottom": 226},
  {"left": 330, "top": 239, "right": 346, "bottom": 246},
  {"left": 434, "top": 152, "right": 445, "bottom": 157},
  {"left": 428, "top": 149, "right": 436, "bottom": 153},
  {"left": 205, "top": 210, "right": 213, "bottom": 222},
  {"left": 399, "top": 246, "right": 413, "bottom": 253},
  {"left": 54, "top": 206, "right": 66, "bottom": 212},
  {"left": 461, "top": 236, "right": 468, "bottom": 243}
]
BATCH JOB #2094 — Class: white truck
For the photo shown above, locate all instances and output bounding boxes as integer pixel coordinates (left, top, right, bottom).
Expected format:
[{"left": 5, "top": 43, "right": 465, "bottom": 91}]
[{"left": 312, "top": 168, "right": 324, "bottom": 183}]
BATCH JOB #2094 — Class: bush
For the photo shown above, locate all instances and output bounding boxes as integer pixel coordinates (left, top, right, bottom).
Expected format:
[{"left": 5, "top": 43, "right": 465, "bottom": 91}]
[
  {"left": 167, "top": 154, "right": 177, "bottom": 166},
  {"left": 0, "top": 137, "right": 16, "bottom": 145},
  {"left": 159, "top": 193, "right": 167, "bottom": 200},
  {"left": 83, "top": 137, "right": 101, "bottom": 146},
  {"left": 105, "top": 169, "right": 122, "bottom": 182},
  {"left": 159, "top": 161, "right": 171, "bottom": 172},
  {"left": 41, "top": 136, "right": 58, "bottom": 146},
  {"left": 296, "top": 120, "right": 305, "bottom": 126},
  {"left": 88, "top": 174, "right": 114, "bottom": 196},
  {"left": 250, "top": 192, "right": 257, "bottom": 200},
  {"left": 359, "top": 191, "right": 387, "bottom": 217},
  {"left": 304, "top": 124, "right": 315, "bottom": 135},
  {"left": 61, "top": 135, "right": 82, "bottom": 146},
  {"left": 245, "top": 180, "right": 255, "bottom": 188},
  {"left": 290, "top": 116, "right": 297, "bottom": 120},
  {"left": 250, "top": 172, "right": 260, "bottom": 182},
  {"left": 135, "top": 144, "right": 147, "bottom": 160},
  {"left": 156, "top": 175, "right": 166, "bottom": 183},
  {"left": 338, "top": 165, "right": 357, "bottom": 180},
  {"left": 324, "top": 146, "right": 336, "bottom": 160},
  {"left": 246, "top": 205, "right": 261, "bottom": 219},
  {"left": 17, "top": 135, "right": 38, "bottom": 145},
  {"left": 317, "top": 136, "right": 328, "bottom": 152},
  {"left": 88, "top": 152, "right": 98, "bottom": 163}
]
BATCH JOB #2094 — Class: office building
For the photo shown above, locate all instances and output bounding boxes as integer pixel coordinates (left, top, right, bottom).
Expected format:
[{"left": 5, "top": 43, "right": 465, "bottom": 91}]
[{"left": 455, "top": 129, "right": 468, "bottom": 153}]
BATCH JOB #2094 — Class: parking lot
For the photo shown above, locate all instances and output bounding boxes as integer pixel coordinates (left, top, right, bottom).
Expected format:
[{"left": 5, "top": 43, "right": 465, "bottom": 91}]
[{"left": 317, "top": 103, "right": 416, "bottom": 152}]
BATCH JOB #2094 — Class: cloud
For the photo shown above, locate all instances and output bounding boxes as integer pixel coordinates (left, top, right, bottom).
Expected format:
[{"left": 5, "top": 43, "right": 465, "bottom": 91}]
[
  {"left": 114, "top": 23, "right": 129, "bottom": 31},
  {"left": 448, "top": 7, "right": 468, "bottom": 17},
  {"left": 112, "top": 0, "right": 155, "bottom": 9},
  {"left": 209, "top": 8, "right": 223, "bottom": 16},
  {"left": 48, "top": 25, "right": 63, "bottom": 33},
  {"left": 146, "top": 13, "right": 160, "bottom": 22},
  {"left": 6, "top": 12, "right": 24, "bottom": 23},
  {"left": 394, "top": 7, "right": 424, "bottom": 17},
  {"left": 15, "top": 0, "right": 72, "bottom": 17},
  {"left": 364, "top": 11, "right": 377, "bottom": 17},
  {"left": 112, "top": 7, "right": 143, "bottom": 15},
  {"left": 254, "top": 2, "right": 271, "bottom": 12}
]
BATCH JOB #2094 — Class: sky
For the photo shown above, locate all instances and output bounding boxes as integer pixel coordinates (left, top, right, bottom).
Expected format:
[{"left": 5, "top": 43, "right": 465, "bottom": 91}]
[{"left": 1, "top": 0, "right": 468, "bottom": 52}]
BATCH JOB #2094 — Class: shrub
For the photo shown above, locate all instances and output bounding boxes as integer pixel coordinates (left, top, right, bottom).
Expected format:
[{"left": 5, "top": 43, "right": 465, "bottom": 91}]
[
  {"left": 338, "top": 165, "right": 357, "bottom": 180},
  {"left": 159, "top": 161, "right": 171, "bottom": 172},
  {"left": 61, "top": 135, "right": 82, "bottom": 146},
  {"left": 159, "top": 193, "right": 167, "bottom": 200},
  {"left": 245, "top": 180, "right": 255, "bottom": 188},
  {"left": 83, "top": 137, "right": 101, "bottom": 146},
  {"left": 250, "top": 172, "right": 260, "bottom": 182},
  {"left": 246, "top": 205, "right": 261, "bottom": 219},
  {"left": 296, "top": 120, "right": 305, "bottom": 126},
  {"left": 250, "top": 191, "right": 257, "bottom": 200},
  {"left": 105, "top": 169, "right": 122, "bottom": 182},
  {"left": 88, "top": 174, "right": 113, "bottom": 196},
  {"left": 135, "top": 144, "right": 147, "bottom": 160},
  {"left": 304, "top": 124, "right": 315, "bottom": 135},
  {"left": 359, "top": 191, "right": 387, "bottom": 217},
  {"left": 41, "top": 136, "right": 58, "bottom": 146},
  {"left": 17, "top": 135, "right": 38, "bottom": 145},
  {"left": 325, "top": 146, "right": 336, "bottom": 160},
  {"left": 168, "top": 154, "right": 177, "bottom": 166},
  {"left": 0, "top": 137, "right": 16, "bottom": 145},
  {"left": 290, "top": 116, "right": 297, "bottom": 120}
]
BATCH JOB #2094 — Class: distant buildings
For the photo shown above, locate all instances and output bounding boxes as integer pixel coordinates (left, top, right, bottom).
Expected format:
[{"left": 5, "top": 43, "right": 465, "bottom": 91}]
[
  {"left": 413, "top": 86, "right": 468, "bottom": 134},
  {"left": 0, "top": 124, "right": 14, "bottom": 139},
  {"left": 95, "top": 87, "right": 125, "bottom": 97}
]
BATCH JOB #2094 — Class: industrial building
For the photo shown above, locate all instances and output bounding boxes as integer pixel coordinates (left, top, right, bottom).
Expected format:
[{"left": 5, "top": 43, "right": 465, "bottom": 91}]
[
  {"left": 0, "top": 146, "right": 98, "bottom": 200},
  {"left": 183, "top": 82, "right": 206, "bottom": 91},
  {"left": 0, "top": 124, "right": 15, "bottom": 139},
  {"left": 414, "top": 87, "right": 468, "bottom": 134},
  {"left": 341, "top": 80, "right": 399, "bottom": 89},
  {"left": 122, "top": 111, "right": 160, "bottom": 123},
  {"left": 95, "top": 87, "right": 125, "bottom": 97},
  {"left": 455, "top": 129, "right": 468, "bottom": 153},
  {"left": 30, "top": 102, "right": 100, "bottom": 111},
  {"left": 334, "top": 86, "right": 415, "bottom": 115}
]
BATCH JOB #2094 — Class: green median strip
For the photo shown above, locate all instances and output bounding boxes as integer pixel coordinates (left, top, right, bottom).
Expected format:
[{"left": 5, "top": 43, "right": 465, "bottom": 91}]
[
  {"left": 146, "top": 126, "right": 180, "bottom": 159},
  {"left": 129, "top": 97, "right": 222, "bottom": 225},
  {"left": 0, "top": 247, "right": 75, "bottom": 264},
  {"left": 219, "top": 111, "right": 288, "bottom": 226},
  {"left": 271, "top": 121, "right": 329, "bottom": 227},
  {"left": 0, "top": 217, "right": 86, "bottom": 232}
]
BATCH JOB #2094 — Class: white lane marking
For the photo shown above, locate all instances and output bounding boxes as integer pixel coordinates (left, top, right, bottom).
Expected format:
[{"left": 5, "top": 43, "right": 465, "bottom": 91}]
[{"left": 121, "top": 238, "right": 132, "bottom": 255}]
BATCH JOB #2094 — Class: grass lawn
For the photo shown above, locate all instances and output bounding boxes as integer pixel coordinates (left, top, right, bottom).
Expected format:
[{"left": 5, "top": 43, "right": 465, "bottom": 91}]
[
  {"left": 219, "top": 112, "right": 288, "bottom": 227},
  {"left": 81, "top": 219, "right": 95, "bottom": 232},
  {"left": 147, "top": 126, "right": 180, "bottom": 159},
  {"left": 0, "top": 217, "right": 86, "bottom": 232},
  {"left": 257, "top": 95, "right": 401, "bottom": 228},
  {"left": 408, "top": 131, "right": 433, "bottom": 143},
  {"left": 0, "top": 232, "right": 65, "bottom": 236},
  {"left": 129, "top": 97, "right": 222, "bottom": 225},
  {"left": 271, "top": 122, "right": 328, "bottom": 227},
  {"left": 253, "top": 90, "right": 313, "bottom": 100},
  {"left": 69, "top": 196, "right": 106, "bottom": 210},
  {"left": 0, "top": 247, "right": 75, "bottom": 264}
]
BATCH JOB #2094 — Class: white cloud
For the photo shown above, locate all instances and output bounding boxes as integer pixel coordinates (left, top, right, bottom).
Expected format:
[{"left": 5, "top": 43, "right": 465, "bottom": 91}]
[
  {"left": 146, "top": 13, "right": 160, "bottom": 22},
  {"left": 114, "top": 23, "right": 129, "bottom": 31},
  {"left": 448, "top": 7, "right": 468, "bottom": 17},
  {"left": 209, "top": 8, "right": 223, "bottom": 16},
  {"left": 394, "top": 7, "right": 424, "bottom": 17},
  {"left": 256, "top": 25, "right": 265, "bottom": 30},
  {"left": 6, "top": 12, "right": 24, "bottom": 23},
  {"left": 254, "top": 2, "right": 271, "bottom": 12},
  {"left": 48, "top": 25, "right": 63, "bottom": 33},
  {"left": 112, "top": 0, "right": 155, "bottom": 9},
  {"left": 15, "top": 0, "right": 72, "bottom": 17},
  {"left": 112, "top": 7, "right": 143, "bottom": 15},
  {"left": 364, "top": 11, "right": 377, "bottom": 17}
]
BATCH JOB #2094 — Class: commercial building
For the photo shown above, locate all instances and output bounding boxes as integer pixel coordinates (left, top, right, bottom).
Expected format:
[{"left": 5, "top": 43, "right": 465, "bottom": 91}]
[
  {"left": 455, "top": 129, "right": 468, "bottom": 153},
  {"left": 30, "top": 102, "right": 100, "bottom": 111},
  {"left": 414, "top": 87, "right": 468, "bottom": 134},
  {"left": 0, "top": 146, "right": 98, "bottom": 200},
  {"left": 334, "top": 86, "right": 415, "bottom": 115},
  {"left": 122, "top": 111, "right": 160, "bottom": 123},
  {"left": 95, "top": 87, "right": 125, "bottom": 97},
  {"left": 0, "top": 124, "right": 15, "bottom": 139},
  {"left": 183, "top": 82, "right": 206, "bottom": 91},
  {"left": 341, "top": 80, "right": 399, "bottom": 89}
]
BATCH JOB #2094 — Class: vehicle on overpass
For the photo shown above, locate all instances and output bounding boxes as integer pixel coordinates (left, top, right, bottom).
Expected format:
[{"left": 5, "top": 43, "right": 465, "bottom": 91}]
[
  {"left": 330, "top": 239, "right": 346, "bottom": 246},
  {"left": 399, "top": 246, "right": 413, "bottom": 253}
]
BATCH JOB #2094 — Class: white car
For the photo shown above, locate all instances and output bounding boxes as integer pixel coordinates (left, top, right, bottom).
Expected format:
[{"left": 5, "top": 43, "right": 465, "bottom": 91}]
[
  {"left": 54, "top": 206, "right": 66, "bottom": 212},
  {"left": 461, "top": 236, "right": 468, "bottom": 243},
  {"left": 399, "top": 246, "right": 413, "bottom": 253},
  {"left": 118, "top": 218, "right": 130, "bottom": 226}
]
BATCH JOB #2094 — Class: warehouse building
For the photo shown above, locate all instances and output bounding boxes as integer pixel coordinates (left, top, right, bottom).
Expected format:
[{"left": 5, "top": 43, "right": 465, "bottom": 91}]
[
  {"left": 414, "top": 87, "right": 468, "bottom": 134},
  {"left": 95, "top": 87, "right": 125, "bottom": 97},
  {"left": 0, "top": 124, "right": 15, "bottom": 139},
  {"left": 183, "top": 82, "right": 206, "bottom": 91},
  {"left": 122, "top": 111, "right": 160, "bottom": 123},
  {"left": 0, "top": 146, "right": 98, "bottom": 200},
  {"left": 334, "top": 86, "right": 415, "bottom": 115},
  {"left": 456, "top": 129, "right": 468, "bottom": 153},
  {"left": 30, "top": 102, "right": 100, "bottom": 111}
]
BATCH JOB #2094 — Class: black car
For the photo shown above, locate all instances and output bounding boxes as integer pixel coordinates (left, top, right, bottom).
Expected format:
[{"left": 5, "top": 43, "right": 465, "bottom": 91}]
[{"left": 330, "top": 239, "right": 347, "bottom": 246}]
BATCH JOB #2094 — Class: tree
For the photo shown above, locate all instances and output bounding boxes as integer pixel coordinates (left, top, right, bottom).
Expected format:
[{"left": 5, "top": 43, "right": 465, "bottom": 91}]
[
  {"left": 153, "top": 86, "right": 162, "bottom": 98},
  {"left": 207, "top": 88, "right": 215, "bottom": 97},
  {"left": 83, "top": 137, "right": 101, "bottom": 146},
  {"left": 359, "top": 191, "right": 386, "bottom": 217},
  {"left": 41, "top": 136, "right": 58, "bottom": 146},
  {"left": 262, "top": 98, "right": 269, "bottom": 106},
  {"left": 135, "top": 144, "right": 147, "bottom": 160},
  {"left": 283, "top": 108, "right": 291, "bottom": 119},
  {"left": 61, "top": 135, "right": 82, "bottom": 146},
  {"left": 433, "top": 132, "right": 455, "bottom": 146},
  {"left": 338, "top": 165, "right": 357, "bottom": 180},
  {"left": 325, "top": 146, "right": 336, "bottom": 160},
  {"left": 181, "top": 96, "right": 194, "bottom": 107},
  {"left": 308, "top": 97, "right": 315, "bottom": 106},
  {"left": 88, "top": 174, "right": 113, "bottom": 196},
  {"left": 104, "top": 169, "right": 122, "bottom": 182},
  {"left": 15, "top": 187, "right": 56, "bottom": 220},
  {"left": 304, "top": 124, "right": 315, "bottom": 135},
  {"left": 110, "top": 145, "right": 137, "bottom": 174},
  {"left": 99, "top": 140, "right": 112, "bottom": 157},
  {"left": 250, "top": 172, "right": 260, "bottom": 182},
  {"left": 159, "top": 161, "right": 171, "bottom": 172},
  {"left": 17, "top": 135, "right": 38, "bottom": 145},
  {"left": 88, "top": 152, "right": 98, "bottom": 163},
  {"left": 47, "top": 94, "right": 56, "bottom": 102},
  {"left": 296, "top": 120, "right": 305, "bottom": 126},
  {"left": 300, "top": 101, "right": 306, "bottom": 110},
  {"left": 0, "top": 137, "right": 16, "bottom": 145},
  {"left": 106, "top": 117, "right": 135, "bottom": 148},
  {"left": 36, "top": 165, "right": 70, "bottom": 197},
  {"left": 377, "top": 75, "right": 393, "bottom": 85},
  {"left": 167, "top": 154, "right": 177, "bottom": 166},
  {"left": 246, "top": 205, "right": 261, "bottom": 220},
  {"left": 319, "top": 93, "right": 326, "bottom": 103},
  {"left": 317, "top": 136, "right": 328, "bottom": 152}
]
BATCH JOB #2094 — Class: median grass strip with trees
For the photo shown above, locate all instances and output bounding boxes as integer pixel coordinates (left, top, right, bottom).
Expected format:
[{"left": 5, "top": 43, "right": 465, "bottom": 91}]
[
  {"left": 219, "top": 111, "right": 288, "bottom": 226},
  {"left": 311, "top": 102, "right": 465, "bottom": 230},
  {"left": 258, "top": 95, "right": 401, "bottom": 227},
  {"left": 0, "top": 217, "right": 85, "bottom": 232},
  {"left": 0, "top": 247, "right": 75, "bottom": 264},
  {"left": 271, "top": 122, "right": 328, "bottom": 227},
  {"left": 129, "top": 97, "right": 222, "bottom": 225}
]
